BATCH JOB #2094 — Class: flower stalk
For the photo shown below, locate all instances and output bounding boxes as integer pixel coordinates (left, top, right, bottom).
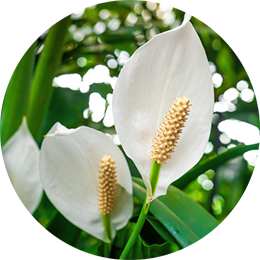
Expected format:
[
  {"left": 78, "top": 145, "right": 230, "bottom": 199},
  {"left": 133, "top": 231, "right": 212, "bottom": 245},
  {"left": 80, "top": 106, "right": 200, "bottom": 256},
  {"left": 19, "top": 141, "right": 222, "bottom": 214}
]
[
  {"left": 120, "top": 96, "right": 191, "bottom": 258},
  {"left": 119, "top": 162, "right": 162, "bottom": 259},
  {"left": 150, "top": 161, "right": 162, "bottom": 198},
  {"left": 101, "top": 213, "right": 112, "bottom": 257},
  {"left": 119, "top": 196, "right": 150, "bottom": 259},
  {"left": 101, "top": 213, "right": 112, "bottom": 242}
]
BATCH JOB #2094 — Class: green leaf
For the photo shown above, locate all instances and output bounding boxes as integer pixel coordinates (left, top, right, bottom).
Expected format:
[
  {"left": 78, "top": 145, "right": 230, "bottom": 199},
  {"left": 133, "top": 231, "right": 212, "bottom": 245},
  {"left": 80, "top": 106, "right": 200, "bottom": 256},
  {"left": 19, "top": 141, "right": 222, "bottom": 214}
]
[
  {"left": 76, "top": 231, "right": 102, "bottom": 251},
  {"left": 27, "top": 0, "right": 71, "bottom": 141},
  {"left": 133, "top": 177, "right": 219, "bottom": 247},
  {"left": 173, "top": 143, "right": 259, "bottom": 189},
  {"left": 132, "top": 179, "right": 198, "bottom": 247},
  {"left": 132, "top": 196, "right": 143, "bottom": 218},
  {"left": 145, "top": 242, "right": 180, "bottom": 260},
  {"left": 147, "top": 216, "right": 181, "bottom": 246},
  {"left": 33, "top": 192, "right": 58, "bottom": 228},
  {"left": 73, "top": 231, "right": 103, "bottom": 255},
  {"left": 0, "top": 47, "right": 35, "bottom": 148}
]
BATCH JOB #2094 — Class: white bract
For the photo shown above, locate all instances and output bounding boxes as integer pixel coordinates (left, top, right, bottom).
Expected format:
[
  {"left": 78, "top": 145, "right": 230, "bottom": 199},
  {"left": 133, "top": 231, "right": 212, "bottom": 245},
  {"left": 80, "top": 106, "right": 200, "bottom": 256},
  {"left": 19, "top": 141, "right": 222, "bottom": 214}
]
[
  {"left": 2, "top": 118, "right": 43, "bottom": 213},
  {"left": 39, "top": 123, "right": 133, "bottom": 242},
  {"left": 113, "top": 14, "right": 214, "bottom": 200}
]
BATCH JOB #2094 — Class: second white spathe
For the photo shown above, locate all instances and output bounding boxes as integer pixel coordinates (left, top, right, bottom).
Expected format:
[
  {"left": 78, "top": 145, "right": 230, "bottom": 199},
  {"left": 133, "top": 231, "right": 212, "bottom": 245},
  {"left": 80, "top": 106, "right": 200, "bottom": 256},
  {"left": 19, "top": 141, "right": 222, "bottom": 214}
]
[{"left": 39, "top": 122, "right": 133, "bottom": 243}]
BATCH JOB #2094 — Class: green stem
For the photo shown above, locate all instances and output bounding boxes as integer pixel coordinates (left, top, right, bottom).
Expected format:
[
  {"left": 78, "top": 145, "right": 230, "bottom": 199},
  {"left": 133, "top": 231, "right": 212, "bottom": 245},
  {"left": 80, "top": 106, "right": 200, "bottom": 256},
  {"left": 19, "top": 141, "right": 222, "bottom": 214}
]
[
  {"left": 119, "top": 161, "right": 161, "bottom": 259},
  {"left": 150, "top": 161, "right": 161, "bottom": 196},
  {"left": 102, "top": 213, "right": 112, "bottom": 241},
  {"left": 173, "top": 143, "right": 259, "bottom": 189},
  {"left": 104, "top": 243, "right": 111, "bottom": 258},
  {"left": 119, "top": 201, "right": 150, "bottom": 259},
  {"left": 101, "top": 213, "right": 112, "bottom": 258},
  {"left": 27, "top": 16, "right": 71, "bottom": 142}
]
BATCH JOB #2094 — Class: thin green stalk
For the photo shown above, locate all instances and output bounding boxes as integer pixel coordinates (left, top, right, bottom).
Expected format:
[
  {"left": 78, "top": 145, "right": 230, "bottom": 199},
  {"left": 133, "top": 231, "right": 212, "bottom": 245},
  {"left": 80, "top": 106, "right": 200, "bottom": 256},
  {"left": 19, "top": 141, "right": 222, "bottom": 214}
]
[
  {"left": 102, "top": 213, "right": 112, "bottom": 241},
  {"left": 119, "top": 161, "right": 161, "bottom": 259},
  {"left": 104, "top": 243, "right": 111, "bottom": 260},
  {"left": 101, "top": 213, "right": 112, "bottom": 258},
  {"left": 119, "top": 201, "right": 150, "bottom": 259},
  {"left": 27, "top": 16, "right": 71, "bottom": 142},
  {"left": 150, "top": 161, "right": 161, "bottom": 196}
]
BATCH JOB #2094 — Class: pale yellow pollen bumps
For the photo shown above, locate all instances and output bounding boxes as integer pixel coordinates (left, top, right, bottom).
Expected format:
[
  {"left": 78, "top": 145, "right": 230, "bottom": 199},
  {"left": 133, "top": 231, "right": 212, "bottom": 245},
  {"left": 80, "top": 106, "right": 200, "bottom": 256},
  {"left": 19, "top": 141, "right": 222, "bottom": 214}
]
[
  {"left": 98, "top": 155, "right": 117, "bottom": 215},
  {"left": 150, "top": 95, "right": 192, "bottom": 164}
]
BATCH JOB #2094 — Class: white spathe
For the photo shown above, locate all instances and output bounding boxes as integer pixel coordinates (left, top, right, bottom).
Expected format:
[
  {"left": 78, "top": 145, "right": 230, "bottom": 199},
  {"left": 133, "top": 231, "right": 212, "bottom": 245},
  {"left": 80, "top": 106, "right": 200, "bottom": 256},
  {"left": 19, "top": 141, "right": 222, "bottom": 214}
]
[
  {"left": 2, "top": 118, "right": 43, "bottom": 213},
  {"left": 39, "top": 123, "right": 133, "bottom": 243},
  {"left": 113, "top": 14, "right": 214, "bottom": 200}
]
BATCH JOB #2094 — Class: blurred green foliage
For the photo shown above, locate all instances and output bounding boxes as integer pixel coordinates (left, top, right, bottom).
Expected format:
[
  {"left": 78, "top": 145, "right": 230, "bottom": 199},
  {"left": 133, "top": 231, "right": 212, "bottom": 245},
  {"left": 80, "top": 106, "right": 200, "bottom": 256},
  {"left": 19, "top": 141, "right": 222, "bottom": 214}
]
[
  {"left": 39, "top": 1, "right": 260, "bottom": 221},
  {"left": 30, "top": 0, "right": 260, "bottom": 259}
]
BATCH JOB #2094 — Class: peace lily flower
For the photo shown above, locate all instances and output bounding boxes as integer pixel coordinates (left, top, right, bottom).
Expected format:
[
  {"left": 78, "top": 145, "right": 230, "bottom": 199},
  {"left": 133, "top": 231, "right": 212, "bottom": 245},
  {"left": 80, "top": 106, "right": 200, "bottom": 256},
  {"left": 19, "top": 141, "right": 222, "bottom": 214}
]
[
  {"left": 39, "top": 122, "right": 133, "bottom": 243},
  {"left": 113, "top": 14, "right": 214, "bottom": 201},
  {"left": 2, "top": 118, "right": 43, "bottom": 213}
]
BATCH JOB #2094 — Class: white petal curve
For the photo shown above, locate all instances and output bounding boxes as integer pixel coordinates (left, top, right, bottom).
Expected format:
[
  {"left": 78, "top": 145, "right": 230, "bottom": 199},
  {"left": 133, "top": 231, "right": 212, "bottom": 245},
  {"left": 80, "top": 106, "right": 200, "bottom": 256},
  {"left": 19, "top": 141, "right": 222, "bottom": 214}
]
[
  {"left": 2, "top": 118, "right": 43, "bottom": 213},
  {"left": 39, "top": 123, "right": 133, "bottom": 242},
  {"left": 113, "top": 16, "right": 213, "bottom": 199}
]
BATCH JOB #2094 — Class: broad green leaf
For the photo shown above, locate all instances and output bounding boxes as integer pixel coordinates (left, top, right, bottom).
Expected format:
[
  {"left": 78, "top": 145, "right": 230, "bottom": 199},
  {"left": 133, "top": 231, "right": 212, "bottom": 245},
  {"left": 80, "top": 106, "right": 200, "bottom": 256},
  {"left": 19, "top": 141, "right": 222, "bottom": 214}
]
[
  {"left": 133, "top": 177, "right": 219, "bottom": 247},
  {"left": 158, "top": 187, "right": 218, "bottom": 239},
  {"left": 133, "top": 179, "right": 199, "bottom": 247},
  {"left": 147, "top": 216, "right": 181, "bottom": 247}
]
